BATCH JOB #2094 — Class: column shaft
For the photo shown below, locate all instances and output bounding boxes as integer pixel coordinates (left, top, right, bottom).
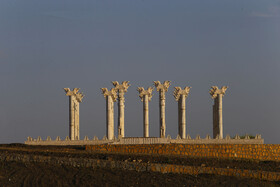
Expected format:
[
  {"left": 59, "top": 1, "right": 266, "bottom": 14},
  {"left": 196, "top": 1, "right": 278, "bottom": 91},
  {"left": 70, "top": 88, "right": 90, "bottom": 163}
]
[
  {"left": 178, "top": 97, "right": 181, "bottom": 138},
  {"left": 118, "top": 94, "right": 125, "bottom": 138},
  {"left": 143, "top": 95, "right": 149, "bottom": 137},
  {"left": 107, "top": 96, "right": 114, "bottom": 140},
  {"left": 210, "top": 86, "right": 227, "bottom": 139},
  {"left": 159, "top": 91, "right": 166, "bottom": 138},
  {"left": 180, "top": 95, "right": 186, "bottom": 139},
  {"left": 213, "top": 98, "right": 218, "bottom": 138},
  {"left": 69, "top": 96, "right": 75, "bottom": 140},
  {"left": 218, "top": 94, "right": 223, "bottom": 138},
  {"left": 75, "top": 101, "right": 80, "bottom": 140},
  {"left": 213, "top": 103, "right": 215, "bottom": 138}
]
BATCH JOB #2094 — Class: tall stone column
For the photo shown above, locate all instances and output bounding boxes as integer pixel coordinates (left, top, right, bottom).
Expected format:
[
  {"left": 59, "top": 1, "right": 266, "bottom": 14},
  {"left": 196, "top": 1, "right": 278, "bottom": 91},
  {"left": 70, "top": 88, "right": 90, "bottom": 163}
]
[
  {"left": 64, "top": 88, "right": 84, "bottom": 140},
  {"left": 154, "top": 81, "right": 171, "bottom": 138},
  {"left": 101, "top": 88, "right": 117, "bottom": 140},
  {"left": 173, "top": 86, "right": 191, "bottom": 139},
  {"left": 138, "top": 87, "right": 154, "bottom": 137},
  {"left": 112, "top": 81, "right": 131, "bottom": 138},
  {"left": 209, "top": 86, "right": 228, "bottom": 139}
]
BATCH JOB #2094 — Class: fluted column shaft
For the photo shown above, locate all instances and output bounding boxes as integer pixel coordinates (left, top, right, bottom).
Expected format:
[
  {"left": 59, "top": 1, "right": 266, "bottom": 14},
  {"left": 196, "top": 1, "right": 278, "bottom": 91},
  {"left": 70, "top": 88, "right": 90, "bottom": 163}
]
[
  {"left": 106, "top": 95, "right": 114, "bottom": 140},
  {"left": 209, "top": 86, "right": 227, "bottom": 139},
  {"left": 179, "top": 95, "right": 186, "bottom": 139},
  {"left": 69, "top": 96, "right": 75, "bottom": 140},
  {"left": 142, "top": 95, "right": 149, "bottom": 137},
  {"left": 102, "top": 87, "right": 117, "bottom": 140},
  {"left": 213, "top": 98, "right": 218, "bottom": 138},
  {"left": 118, "top": 91, "right": 125, "bottom": 138},
  {"left": 74, "top": 99, "right": 80, "bottom": 140},
  {"left": 138, "top": 87, "right": 153, "bottom": 138},
  {"left": 218, "top": 94, "right": 223, "bottom": 138},
  {"left": 159, "top": 90, "right": 166, "bottom": 138},
  {"left": 154, "top": 81, "right": 171, "bottom": 138},
  {"left": 173, "top": 86, "right": 190, "bottom": 139},
  {"left": 112, "top": 81, "right": 130, "bottom": 139},
  {"left": 64, "top": 88, "right": 84, "bottom": 141}
]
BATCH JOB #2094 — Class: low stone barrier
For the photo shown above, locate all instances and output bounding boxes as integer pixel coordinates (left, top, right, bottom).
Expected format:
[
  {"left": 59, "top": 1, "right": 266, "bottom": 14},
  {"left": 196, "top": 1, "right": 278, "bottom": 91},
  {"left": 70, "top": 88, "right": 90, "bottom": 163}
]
[
  {"left": 25, "top": 134, "right": 264, "bottom": 145},
  {"left": 0, "top": 152, "right": 279, "bottom": 182},
  {"left": 86, "top": 144, "right": 280, "bottom": 162}
]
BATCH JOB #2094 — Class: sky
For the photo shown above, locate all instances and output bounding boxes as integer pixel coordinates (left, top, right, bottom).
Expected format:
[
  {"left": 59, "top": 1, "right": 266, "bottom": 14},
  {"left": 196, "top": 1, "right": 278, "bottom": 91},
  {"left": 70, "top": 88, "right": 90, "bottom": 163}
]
[{"left": 0, "top": 0, "right": 279, "bottom": 144}]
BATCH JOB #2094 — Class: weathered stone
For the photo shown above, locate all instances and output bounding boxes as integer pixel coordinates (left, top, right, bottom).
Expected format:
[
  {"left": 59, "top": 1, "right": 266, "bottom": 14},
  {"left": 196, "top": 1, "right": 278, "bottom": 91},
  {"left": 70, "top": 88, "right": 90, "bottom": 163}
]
[
  {"left": 154, "top": 81, "right": 171, "bottom": 138},
  {"left": 186, "top": 134, "right": 192, "bottom": 140},
  {"left": 215, "top": 134, "right": 222, "bottom": 139},
  {"left": 113, "top": 136, "right": 117, "bottom": 141},
  {"left": 138, "top": 87, "right": 154, "bottom": 137},
  {"left": 209, "top": 86, "right": 228, "bottom": 139},
  {"left": 64, "top": 88, "right": 84, "bottom": 140},
  {"left": 245, "top": 134, "right": 250, "bottom": 139},
  {"left": 255, "top": 134, "right": 261, "bottom": 139},
  {"left": 225, "top": 134, "right": 231, "bottom": 140},
  {"left": 101, "top": 88, "right": 117, "bottom": 140},
  {"left": 173, "top": 86, "right": 191, "bottom": 139},
  {"left": 234, "top": 134, "right": 240, "bottom": 139},
  {"left": 112, "top": 81, "right": 131, "bottom": 138},
  {"left": 205, "top": 134, "right": 211, "bottom": 140}
]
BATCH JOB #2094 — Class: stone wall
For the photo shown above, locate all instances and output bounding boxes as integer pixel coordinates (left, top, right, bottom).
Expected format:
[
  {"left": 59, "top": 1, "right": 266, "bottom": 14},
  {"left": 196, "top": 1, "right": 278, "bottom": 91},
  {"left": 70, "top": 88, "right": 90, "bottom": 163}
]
[
  {"left": 0, "top": 151, "right": 279, "bottom": 182},
  {"left": 86, "top": 144, "right": 280, "bottom": 161},
  {"left": 25, "top": 134, "right": 264, "bottom": 145}
]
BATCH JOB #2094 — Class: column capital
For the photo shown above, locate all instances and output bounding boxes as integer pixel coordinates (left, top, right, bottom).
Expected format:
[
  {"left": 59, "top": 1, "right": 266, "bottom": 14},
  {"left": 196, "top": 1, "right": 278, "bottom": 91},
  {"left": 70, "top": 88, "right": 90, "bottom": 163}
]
[
  {"left": 173, "top": 86, "right": 191, "bottom": 101},
  {"left": 209, "top": 86, "right": 228, "bottom": 99},
  {"left": 138, "top": 87, "right": 154, "bottom": 101},
  {"left": 101, "top": 88, "right": 117, "bottom": 102},
  {"left": 154, "top": 81, "right": 171, "bottom": 92},
  {"left": 112, "top": 81, "right": 131, "bottom": 93},
  {"left": 64, "top": 88, "right": 84, "bottom": 102}
]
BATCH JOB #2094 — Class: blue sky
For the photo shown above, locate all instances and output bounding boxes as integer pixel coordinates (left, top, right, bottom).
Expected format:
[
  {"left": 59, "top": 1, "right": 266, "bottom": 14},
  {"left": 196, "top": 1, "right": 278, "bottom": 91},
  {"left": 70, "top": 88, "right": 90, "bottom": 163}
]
[{"left": 0, "top": 0, "right": 280, "bottom": 143}]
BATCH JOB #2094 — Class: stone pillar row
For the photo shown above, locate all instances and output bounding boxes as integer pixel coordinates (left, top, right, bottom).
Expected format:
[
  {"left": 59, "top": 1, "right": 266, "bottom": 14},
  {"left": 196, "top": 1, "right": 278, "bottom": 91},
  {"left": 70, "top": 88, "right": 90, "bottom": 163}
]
[{"left": 64, "top": 83, "right": 228, "bottom": 141}]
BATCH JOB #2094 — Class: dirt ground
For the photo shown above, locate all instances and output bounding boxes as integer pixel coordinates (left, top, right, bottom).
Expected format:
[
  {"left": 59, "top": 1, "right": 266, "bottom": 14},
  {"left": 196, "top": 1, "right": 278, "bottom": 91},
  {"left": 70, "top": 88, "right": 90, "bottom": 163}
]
[{"left": 0, "top": 144, "right": 279, "bottom": 186}]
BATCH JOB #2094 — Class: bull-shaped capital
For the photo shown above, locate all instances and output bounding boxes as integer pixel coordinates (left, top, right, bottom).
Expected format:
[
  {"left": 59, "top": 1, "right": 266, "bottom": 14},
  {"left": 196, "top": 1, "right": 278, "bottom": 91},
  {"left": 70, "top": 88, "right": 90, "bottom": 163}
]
[
  {"left": 209, "top": 86, "right": 228, "bottom": 99},
  {"left": 138, "top": 87, "right": 154, "bottom": 101},
  {"left": 101, "top": 88, "right": 117, "bottom": 102},
  {"left": 112, "top": 81, "right": 131, "bottom": 93},
  {"left": 153, "top": 81, "right": 171, "bottom": 92},
  {"left": 173, "top": 86, "right": 191, "bottom": 101},
  {"left": 64, "top": 88, "right": 84, "bottom": 102}
]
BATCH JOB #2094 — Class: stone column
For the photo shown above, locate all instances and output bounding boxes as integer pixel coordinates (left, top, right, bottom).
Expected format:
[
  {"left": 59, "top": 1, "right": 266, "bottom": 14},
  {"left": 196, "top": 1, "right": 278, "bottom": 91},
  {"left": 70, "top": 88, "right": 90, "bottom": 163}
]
[
  {"left": 101, "top": 88, "right": 117, "bottom": 140},
  {"left": 64, "top": 88, "right": 84, "bottom": 140},
  {"left": 112, "top": 81, "right": 131, "bottom": 138},
  {"left": 173, "top": 86, "right": 191, "bottom": 139},
  {"left": 154, "top": 81, "right": 171, "bottom": 138},
  {"left": 209, "top": 86, "right": 228, "bottom": 139},
  {"left": 138, "top": 87, "right": 154, "bottom": 137}
]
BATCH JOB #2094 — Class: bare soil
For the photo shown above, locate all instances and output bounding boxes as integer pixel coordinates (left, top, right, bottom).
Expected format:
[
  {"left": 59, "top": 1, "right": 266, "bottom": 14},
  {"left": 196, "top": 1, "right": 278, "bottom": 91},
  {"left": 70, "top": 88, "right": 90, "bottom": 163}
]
[{"left": 0, "top": 144, "right": 279, "bottom": 186}]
